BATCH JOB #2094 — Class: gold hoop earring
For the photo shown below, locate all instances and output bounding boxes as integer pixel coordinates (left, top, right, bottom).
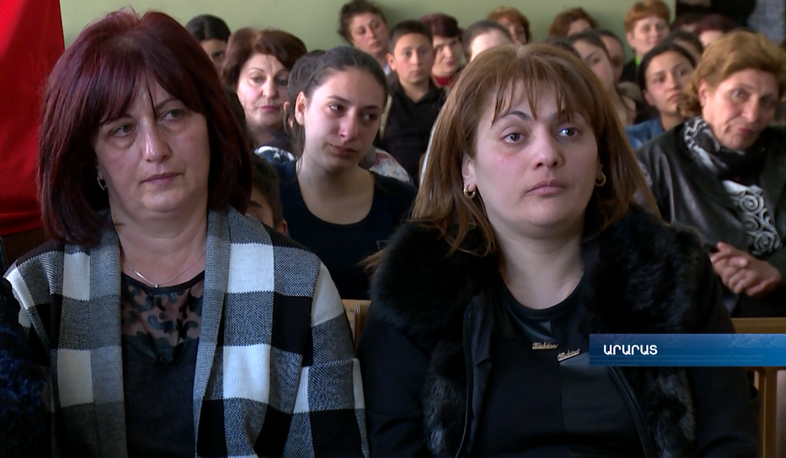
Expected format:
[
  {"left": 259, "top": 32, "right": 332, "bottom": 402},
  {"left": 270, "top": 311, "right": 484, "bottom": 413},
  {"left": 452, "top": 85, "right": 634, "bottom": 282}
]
[
  {"left": 463, "top": 185, "right": 477, "bottom": 199},
  {"left": 97, "top": 176, "right": 107, "bottom": 191},
  {"left": 595, "top": 172, "right": 607, "bottom": 187}
]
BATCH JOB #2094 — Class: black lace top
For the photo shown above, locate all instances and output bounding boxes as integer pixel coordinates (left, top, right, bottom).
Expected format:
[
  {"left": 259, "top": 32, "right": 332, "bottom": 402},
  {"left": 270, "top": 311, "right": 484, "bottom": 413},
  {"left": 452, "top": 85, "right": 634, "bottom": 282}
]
[{"left": 120, "top": 272, "right": 204, "bottom": 458}]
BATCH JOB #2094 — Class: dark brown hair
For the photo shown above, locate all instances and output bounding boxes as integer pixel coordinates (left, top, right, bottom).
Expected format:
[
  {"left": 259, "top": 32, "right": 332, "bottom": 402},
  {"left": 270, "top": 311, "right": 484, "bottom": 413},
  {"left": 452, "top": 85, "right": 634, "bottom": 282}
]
[
  {"left": 417, "top": 44, "right": 656, "bottom": 255},
  {"left": 338, "top": 0, "right": 387, "bottom": 42},
  {"left": 548, "top": 7, "right": 599, "bottom": 37},
  {"left": 665, "top": 29, "right": 704, "bottom": 54},
  {"left": 284, "top": 50, "right": 327, "bottom": 155},
  {"left": 222, "top": 28, "right": 307, "bottom": 89},
  {"left": 461, "top": 20, "right": 512, "bottom": 61},
  {"left": 184, "top": 14, "right": 231, "bottom": 42},
  {"left": 388, "top": 20, "right": 433, "bottom": 52},
  {"left": 420, "top": 13, "right": 462, "bottom": 40},
  {"left": 39, "top": 9, "right": 251, "bottom": 246}
]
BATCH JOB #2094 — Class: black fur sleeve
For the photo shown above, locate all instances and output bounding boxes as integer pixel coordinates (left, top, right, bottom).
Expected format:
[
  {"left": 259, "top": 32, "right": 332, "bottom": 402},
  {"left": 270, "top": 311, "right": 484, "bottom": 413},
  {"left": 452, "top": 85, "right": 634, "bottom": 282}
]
[{"left": 0, "top": 278, "right": 48, "bottom": 458}]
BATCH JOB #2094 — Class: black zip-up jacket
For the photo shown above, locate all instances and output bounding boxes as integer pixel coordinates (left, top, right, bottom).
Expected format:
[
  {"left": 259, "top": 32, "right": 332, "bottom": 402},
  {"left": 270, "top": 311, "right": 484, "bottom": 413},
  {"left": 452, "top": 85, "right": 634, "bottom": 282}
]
[
  {"left": 637, "top": 123, "right": 786, "bottom": 317},
  {"left": 358, "top": 207, "right": 758, "bottom": 457}
]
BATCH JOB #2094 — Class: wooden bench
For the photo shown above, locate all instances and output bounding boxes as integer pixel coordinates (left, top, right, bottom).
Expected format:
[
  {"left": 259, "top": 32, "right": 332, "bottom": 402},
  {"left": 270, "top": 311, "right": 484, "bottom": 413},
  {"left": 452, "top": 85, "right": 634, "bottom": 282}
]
[{"left": 732, "top": 317, "right": 786, "bottom": 458}]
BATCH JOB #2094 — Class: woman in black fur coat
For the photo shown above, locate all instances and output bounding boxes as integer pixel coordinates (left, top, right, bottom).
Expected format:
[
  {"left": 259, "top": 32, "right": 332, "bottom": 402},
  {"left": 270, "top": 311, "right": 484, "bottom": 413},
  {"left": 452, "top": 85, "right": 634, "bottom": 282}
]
[{"left": 358, "top": 44, "right": 758, "bottom": 458}]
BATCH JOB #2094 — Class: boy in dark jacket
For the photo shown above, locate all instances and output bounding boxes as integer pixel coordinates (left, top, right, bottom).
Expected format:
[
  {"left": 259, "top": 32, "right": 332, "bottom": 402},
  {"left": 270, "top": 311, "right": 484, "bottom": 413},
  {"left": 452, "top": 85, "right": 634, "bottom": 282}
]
[{"left": 380, "top": 20, "right": 446, "bottom": 185}]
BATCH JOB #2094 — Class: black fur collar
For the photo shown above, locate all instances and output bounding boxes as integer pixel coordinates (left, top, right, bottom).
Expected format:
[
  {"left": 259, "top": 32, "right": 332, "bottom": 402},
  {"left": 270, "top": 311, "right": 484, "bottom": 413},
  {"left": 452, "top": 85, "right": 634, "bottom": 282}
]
[
  {"left": 371, "top": 207, "right": 705, "bottom": 457},
  {"left": 373, "top": 207, "right": 705, "bottom": 337}
]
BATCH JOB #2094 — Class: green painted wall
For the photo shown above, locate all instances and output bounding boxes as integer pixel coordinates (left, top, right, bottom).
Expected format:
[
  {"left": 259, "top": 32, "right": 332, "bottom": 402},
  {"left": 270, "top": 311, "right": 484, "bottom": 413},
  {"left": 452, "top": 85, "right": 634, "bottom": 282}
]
[{"left": 61, "top": 0, "right": 674, "bottom": 54}]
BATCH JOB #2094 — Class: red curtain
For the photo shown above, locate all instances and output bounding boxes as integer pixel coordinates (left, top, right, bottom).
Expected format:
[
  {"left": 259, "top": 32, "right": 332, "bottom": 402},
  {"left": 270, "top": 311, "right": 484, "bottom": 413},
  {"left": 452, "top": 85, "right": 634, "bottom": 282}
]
[{"left": 0, "top": 0, "right": 64, "bottom": 235}]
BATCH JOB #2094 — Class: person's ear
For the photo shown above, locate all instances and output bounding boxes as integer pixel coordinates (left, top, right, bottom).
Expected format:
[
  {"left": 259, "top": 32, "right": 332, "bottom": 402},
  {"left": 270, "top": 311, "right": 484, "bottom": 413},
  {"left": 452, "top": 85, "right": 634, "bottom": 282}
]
[
  {"left": 697, "top": 79, "right": 712, "bottom": 108},
  {"left": 276, "top": 219, "right": 288, "bottom": 235},
  {"left": 461, "top": 153, "right": 476, "bottom": 191},
  {"left": 387, "top": 51, "right": 396, "bottom": 72},
  {"left": 625, "top": 31, "right": 636, "bottom": 51},
  {"left": 294, "top": 91, "right": 308, "bottom": 126}
]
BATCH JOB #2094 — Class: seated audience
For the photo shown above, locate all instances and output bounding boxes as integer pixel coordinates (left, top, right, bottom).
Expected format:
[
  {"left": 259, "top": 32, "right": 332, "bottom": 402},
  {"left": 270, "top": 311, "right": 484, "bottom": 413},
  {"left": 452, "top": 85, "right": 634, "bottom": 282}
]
[
  {"left": 359, "top": 43, "right": 758, "bottom": 458},
  {"left": 626, "top": 42, "right": 696, "bottom": 149},
  {"left": 462, "top": 19, "right": 513, "bottom": 62},
  {"left": 637, "top": 31, "right": 786, "bottom": 317},
  {"left": 223, "top": 28, "right": 307, "bottom": 154},
  {"left": 380, "top": 20, "right": 446, "bottom": 183},
  {"left": 569, "top": 31, "right": 645, "bottom": 126},
  {"left": 420, "top": 13, "right": 463, "bottom": 88},
  {"left": 5, "top": 9, "right": 366, "bottom": 456},
  {"left": 185, "top": 14, "right": 231, "bottom": 71},
  {"left": 548, "top": 7, "right": 599, "bottom": 37},
  {"left": 665, "top": 28, "right": 704, "bottom": 63},
  {"left": 277, "top": 46, "right": 417, "bottom": 299},
  {"left": 248, "top": 154, "right": 287, "bottom": 233},
  {"left": 621, "top": 0, "right": 671, "bottom": 83},
  {"left": 487, "top": 6, "right": 531, "bottom": 45},
  {"left": 338, "top": 0, "right": 390, "bottom": 73},
  {"left": 596, "top": 29, "right": 626, "bottom": 83},
  {"left": 693, "top": 13, "right": 739, "bottom": 47}
]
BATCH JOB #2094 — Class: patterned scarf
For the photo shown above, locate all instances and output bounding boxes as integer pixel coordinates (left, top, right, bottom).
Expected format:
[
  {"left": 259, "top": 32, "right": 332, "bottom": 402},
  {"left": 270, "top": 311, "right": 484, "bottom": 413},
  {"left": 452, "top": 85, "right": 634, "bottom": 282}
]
[
  {"left": 682, "top": 116, "right": 768, "bottom": 184},
  {"left": 683, "top": 116, "right": 780, "bottom": 256}
]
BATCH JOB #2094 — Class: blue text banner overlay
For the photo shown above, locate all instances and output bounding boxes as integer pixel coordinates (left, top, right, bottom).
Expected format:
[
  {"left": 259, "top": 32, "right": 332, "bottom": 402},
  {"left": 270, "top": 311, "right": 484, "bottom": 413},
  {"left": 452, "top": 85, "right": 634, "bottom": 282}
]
[{"left": 589, "top": 334, "right": 786, "bottom": 367}]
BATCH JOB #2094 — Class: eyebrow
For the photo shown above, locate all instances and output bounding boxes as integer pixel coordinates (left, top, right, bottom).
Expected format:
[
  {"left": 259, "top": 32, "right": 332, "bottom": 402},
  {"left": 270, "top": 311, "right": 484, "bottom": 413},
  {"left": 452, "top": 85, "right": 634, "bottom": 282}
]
[
  {"left": 154, "top": 96, "right": 178, "bottom": 113},
  {"left": 734, "top": 83, "right": 759, "bottom": 92},
  {"left": 496, "top": 109, "right": 569, "bottom": 124},
  {"left": 326, "top": 95, "right": 381, "bottom": 110},
  {"left": 103, "top": 95, "right": 179, "bottom": 125}
]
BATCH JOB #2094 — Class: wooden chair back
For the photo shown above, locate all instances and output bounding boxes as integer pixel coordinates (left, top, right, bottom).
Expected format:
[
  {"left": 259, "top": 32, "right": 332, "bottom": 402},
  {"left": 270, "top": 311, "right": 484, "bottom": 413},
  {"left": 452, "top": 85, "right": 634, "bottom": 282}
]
[
  {"left": 732, "top": 317, "right": 786, "bottom": 458},
  {"left": 342, "top": 299, "right": 371, "bottom": 349}
]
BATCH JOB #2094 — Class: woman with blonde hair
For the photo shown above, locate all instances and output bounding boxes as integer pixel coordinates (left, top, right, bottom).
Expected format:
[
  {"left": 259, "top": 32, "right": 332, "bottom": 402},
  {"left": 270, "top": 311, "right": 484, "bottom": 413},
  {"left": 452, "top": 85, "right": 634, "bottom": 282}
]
[
  {"left": 358, "top": 44, "right": 757, "bottom": 457},
  {"left": 638, "top": 31, "right": 786, "bottom": 317}
]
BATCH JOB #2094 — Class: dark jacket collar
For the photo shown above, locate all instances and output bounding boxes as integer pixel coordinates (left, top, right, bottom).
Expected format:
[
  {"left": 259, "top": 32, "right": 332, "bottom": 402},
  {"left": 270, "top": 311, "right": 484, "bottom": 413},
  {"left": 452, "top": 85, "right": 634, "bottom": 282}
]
[
  {"left": 372, "top": 206, "right": 706, "bottom": 338},
  {"left": 388, "top": 77, "right": 445, "bottom": 105}
]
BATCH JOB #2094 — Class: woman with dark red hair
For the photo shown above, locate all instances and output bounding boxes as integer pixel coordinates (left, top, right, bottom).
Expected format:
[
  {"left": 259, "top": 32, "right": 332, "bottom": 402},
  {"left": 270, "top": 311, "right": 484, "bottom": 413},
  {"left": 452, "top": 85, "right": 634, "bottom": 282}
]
[
  {"left": 222, "top": 28, "right": 307, "bottom": 155},
  {"left": 420, "top": 13, "right": 464, "bottom": 87},
  {"left": 3, "top": 9, "right": 367, "bottom": 457}
]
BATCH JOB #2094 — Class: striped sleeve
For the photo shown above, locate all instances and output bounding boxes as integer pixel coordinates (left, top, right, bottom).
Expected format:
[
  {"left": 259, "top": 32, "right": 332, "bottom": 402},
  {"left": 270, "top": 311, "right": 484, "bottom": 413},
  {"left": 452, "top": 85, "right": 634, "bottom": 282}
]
[{"left": 284, "top": 264, "right": 368, "bottom": 458}]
